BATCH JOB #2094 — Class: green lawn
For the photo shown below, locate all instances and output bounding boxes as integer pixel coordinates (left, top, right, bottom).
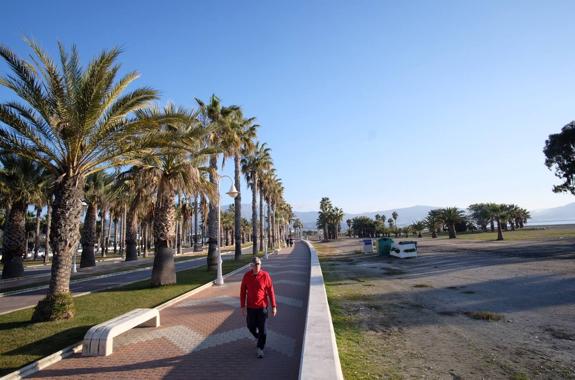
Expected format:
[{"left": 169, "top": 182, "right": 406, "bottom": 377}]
[
  {"left": 438, "top": 228, "right": 575, "bottom": 241},
  {"left": 319, "top": 256, "right": 402, "bottom": 379},
  {"left": 0, "top": 255, "right": 252, "bottom": 377}
]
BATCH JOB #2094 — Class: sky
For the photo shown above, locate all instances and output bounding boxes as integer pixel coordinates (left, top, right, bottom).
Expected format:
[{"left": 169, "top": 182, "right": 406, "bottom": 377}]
[{"left": 2, "top": 0, "right": 575, "bottom": 213}]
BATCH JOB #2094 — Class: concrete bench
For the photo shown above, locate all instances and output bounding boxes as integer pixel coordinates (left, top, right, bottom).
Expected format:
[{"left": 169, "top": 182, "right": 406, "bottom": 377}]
[
  {"left": 390, "top": 241, "right": 418, "bottom": 258},
  {"left": 82, "top": 308, "right": 160, "bottom": 356}
]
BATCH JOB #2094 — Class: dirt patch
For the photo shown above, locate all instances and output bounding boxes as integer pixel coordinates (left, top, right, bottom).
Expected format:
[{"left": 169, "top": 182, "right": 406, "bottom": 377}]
[{"left": 316, "top": 238, "right": 575, "bottom": 379}]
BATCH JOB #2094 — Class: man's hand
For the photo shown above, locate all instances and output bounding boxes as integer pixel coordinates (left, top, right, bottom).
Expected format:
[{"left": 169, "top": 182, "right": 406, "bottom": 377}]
[
  {"left": 272, "top": 306, "right": 277, "bottom": 317},
  {"left": 241, "top": 307, "right": 246, "bottom": 317}
]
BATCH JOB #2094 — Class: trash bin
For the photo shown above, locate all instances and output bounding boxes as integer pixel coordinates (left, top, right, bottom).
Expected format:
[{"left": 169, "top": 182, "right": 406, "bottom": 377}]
[
  {"left": 377, "top": 238, "right": 394, "bottom": 255},
  {"left": 362, "top": 239, "right": 374, "bottom": 254}
]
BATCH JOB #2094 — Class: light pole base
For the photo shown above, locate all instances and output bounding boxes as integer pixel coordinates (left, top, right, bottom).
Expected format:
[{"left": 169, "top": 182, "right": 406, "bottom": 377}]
[{"left": 214, "top": 252, "right": 224, "bottom": 285}]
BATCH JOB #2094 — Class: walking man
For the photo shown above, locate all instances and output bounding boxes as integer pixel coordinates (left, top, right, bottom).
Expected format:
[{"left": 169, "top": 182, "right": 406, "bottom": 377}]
[{"left": 240, "top": 256, "right": 277, "bottom": 358}]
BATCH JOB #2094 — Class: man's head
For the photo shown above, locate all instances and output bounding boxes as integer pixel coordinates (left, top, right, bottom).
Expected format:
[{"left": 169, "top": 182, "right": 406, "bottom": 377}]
[{"left": 251, "top": 256, "right": 262, "bottom": 274}]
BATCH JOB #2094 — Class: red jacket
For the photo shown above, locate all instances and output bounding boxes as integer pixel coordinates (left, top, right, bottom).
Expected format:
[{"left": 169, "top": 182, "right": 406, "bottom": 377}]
[{"left": 240, "top": 269, "right": 276, "bottom": 309}]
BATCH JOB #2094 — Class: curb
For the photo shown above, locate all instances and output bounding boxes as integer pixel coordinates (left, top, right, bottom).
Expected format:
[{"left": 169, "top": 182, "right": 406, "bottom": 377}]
[
  {"left": 298, "top": 240, "right": 344, "bottom": 380},
  {"left": 0, "top": 259, "right": 253, "bottom": 380}
]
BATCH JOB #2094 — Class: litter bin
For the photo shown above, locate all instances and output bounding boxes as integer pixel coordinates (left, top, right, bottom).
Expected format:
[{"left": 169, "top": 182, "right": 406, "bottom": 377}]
[
  {"left": 377, "top": 238, "right": 394, "bottom": 255},
  {"left": 362, "top": 239, "right": 374, "bottom": 254}
]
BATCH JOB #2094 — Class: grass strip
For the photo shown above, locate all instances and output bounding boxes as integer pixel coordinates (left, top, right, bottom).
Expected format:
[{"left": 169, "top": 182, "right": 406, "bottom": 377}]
[
  {"left": 320, "top": 257, "right": 402, "bottom": 380},
  {"left": 0, "top": 255, "right": 252, "bottom": 377}
]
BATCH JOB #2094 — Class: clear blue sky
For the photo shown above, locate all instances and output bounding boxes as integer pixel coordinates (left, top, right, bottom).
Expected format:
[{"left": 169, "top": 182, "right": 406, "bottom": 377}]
[{"left": 2, "top": 1, "right": 575, "bottom": 213}]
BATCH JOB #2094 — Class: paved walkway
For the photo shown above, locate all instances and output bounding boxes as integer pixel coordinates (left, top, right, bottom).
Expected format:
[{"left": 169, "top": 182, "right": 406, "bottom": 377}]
[{"left": 30, "top": 241, "right": 310, "bottom": 380}]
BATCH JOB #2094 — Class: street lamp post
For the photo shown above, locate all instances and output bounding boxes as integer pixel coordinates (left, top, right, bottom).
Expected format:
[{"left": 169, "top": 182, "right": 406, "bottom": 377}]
[{"left": 215, "top": 174, "right": 239, "bottom": 286}]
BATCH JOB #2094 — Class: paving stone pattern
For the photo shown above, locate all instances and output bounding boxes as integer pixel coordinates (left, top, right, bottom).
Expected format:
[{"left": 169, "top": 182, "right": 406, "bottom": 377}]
[{"left": 30, "top": 242, "right": 310, "bottom": 380}]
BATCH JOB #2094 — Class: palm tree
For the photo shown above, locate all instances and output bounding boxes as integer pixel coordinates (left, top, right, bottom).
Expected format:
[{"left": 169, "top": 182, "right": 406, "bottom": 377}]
[
  {"left": 468, "top": 203, "right": 491, "bottom": 231},
  {"left": 438, "top": 207, "right": 466, "bottom": 239},
  {"left": 242, "top": 142, "right": 272, "bottom": 255},
  {"left": 114, "top": 166, "right": 157, "bottom": 262},
  {"left": 487, "top": 203, "right": 507, "bottom": 241},
  {"left": 0, "top": 153, "right": 45, "bottom": 278},
  {"left": 0, "top": 41, "right": 183, "bottom": 321},
  {"left": 221, "top": 108, "right": 258, "bottom": 260},
  {"left": 80, "top": 172, "right": 112, "bottom": 268},
  {"left": 425, "top": 210, "right": 442, "bottom": 238},
  {"left": 195, "top": 95, "right": 234, "bottom": 270},
  {"left": 130, "top": 106, "right": 213, "bottom": 285},
  {"left": 392, "top": 211, "right": 399, "bottom": 236}
]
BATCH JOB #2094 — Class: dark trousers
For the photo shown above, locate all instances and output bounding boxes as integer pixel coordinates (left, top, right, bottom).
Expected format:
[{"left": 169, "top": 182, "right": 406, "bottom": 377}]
[{"left": 246, "top": 308, "right": 268, "bottom": 349}]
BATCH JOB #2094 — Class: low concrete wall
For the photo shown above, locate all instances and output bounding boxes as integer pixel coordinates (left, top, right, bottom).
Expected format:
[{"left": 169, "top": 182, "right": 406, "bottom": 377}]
[{"left": 299, "top": 240, "right": 344, "bottom": 380}]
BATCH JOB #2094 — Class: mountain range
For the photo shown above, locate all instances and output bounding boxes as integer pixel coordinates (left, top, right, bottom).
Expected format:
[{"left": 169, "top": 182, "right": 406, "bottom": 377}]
[{"left": 223, "top": 202, "right": 575, "bottom": 230}]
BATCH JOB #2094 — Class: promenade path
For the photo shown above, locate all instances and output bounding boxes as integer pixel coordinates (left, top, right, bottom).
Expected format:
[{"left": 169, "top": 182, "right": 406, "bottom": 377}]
[{"left": 29, "top": 241, "right": 310, "bottom": 380}]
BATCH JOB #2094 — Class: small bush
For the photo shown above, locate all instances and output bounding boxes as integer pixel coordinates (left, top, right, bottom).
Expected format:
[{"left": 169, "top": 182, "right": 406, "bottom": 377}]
[{"left": 463, "top": 311, "right": 503, "bottom": 321}]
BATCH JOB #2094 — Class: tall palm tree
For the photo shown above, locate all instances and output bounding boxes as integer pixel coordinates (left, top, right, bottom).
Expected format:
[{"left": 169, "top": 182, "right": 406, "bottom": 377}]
[
  {"left": 130, "top": 106, "right": 214, "bottom": 285},
  {"left": 114, "top": 166, "right": 157, "bottom": 262},
  {"left": 0, "top": 153, "right": 45, "bottom": 278},
  {"left": 221, "top": 108, "right": 257, "bottom": 260},
  {"left": 195, "top": 95, "right": 233, "bottom": 270},
  {"left": 425, "top": 209, "right": 442, "bottom": 238},
  {"left": 80, "top": 171, "right": 112, "bottom": 268},
  {"left": 468, "top": 203, "right": 491, "bottom": 231},
  {"left": 487, "top": 203, "right": 507, "bottom": 241},
  {"left": 0, "top": 41, "right": 181, "bottom": 321},
  {"left": 438, "top": 207, "right": 466, "bottom": 239},
  {"left": 242, "top": 142, "right": 272, "bottom": 255},
  {"left": 392, "top": 211, "right": 399, "bottom": 236}
]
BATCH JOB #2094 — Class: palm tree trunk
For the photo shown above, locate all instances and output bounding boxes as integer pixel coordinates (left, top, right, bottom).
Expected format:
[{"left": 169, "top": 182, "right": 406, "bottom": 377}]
[
  {"left": 34, "top": 206, "right": 42, "bottom": 261},
  {"left": 142, "top": 222, "right": 148, "bottom": 258},
  {"left": 266, "top": 201, "right": 271, "bottom": 251},
  {"left": 125, "top": 197, "right": 139, "bottom": 261},
  {"left": 100, "top": 207, "right": 107, "bottom": 257},
  {"left": 32, "top": 175, "right": 84, "bottom": 321},
  {"left": 234, "top": 154, "right": 242, "bottom": 260},
  {"left": 207, "top": 154, "right": 219, "bottom": 270},
  {"left": 259, "top": 189, "right": 264, "bottom": 252},
  {"left": 193, "top": 195, "right": 201, "bottom": 251},
  {"left": 113, "top": 218, "right": 118, "bottom": 254},
  {"left": 151, "top": 179, "right": 177, "bottom": 286},
  {"left": 80, "top": 202, "right": 97, "bottom": 268},
  {"left": 44, "top": 201, "right": 51, "bottom": 265},
  {"left": 121, "top": 205, "right": 127, "bottom": 256},
  {"left": 105, "top": 208, "right": 112, "bottom": 255},
  {"left": 251, "top": 172, "right": 258, "bottom": 256},
  {"left": 1, "top": 201, "right": 27, "bottom": 279},
  {"left": 496, "top": 218, "right": 504, "bottom": 241},
  {"left": 448, "top": 223, "right": 456, "bottom": 239}
]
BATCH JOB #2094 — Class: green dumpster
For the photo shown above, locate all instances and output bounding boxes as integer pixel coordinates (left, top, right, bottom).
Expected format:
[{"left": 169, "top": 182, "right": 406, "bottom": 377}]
[{"left": 377, "top": 238, "right": 394, "bottom": 255}]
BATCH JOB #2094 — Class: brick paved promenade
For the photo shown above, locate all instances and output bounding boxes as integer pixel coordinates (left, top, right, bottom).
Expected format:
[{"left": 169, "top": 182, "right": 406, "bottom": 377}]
[{"left": 30, "top": 242, "right": 310, "bottom": 380}]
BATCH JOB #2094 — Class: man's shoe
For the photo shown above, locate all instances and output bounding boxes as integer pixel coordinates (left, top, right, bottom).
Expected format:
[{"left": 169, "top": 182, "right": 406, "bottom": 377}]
[{"left": 257, "top": 348, "right": 264, "bottom": 358}]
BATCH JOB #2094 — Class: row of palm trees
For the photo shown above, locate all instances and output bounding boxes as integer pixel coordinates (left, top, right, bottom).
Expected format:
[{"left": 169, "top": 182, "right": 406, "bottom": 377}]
[
  {"left": 316, "top": 197, "right": 344, "bottom": 240},
  {"left": 344, "top": 204, "right": 530, "bottom": 240},
  {"left": 0, "top": 41, "right": 293, "bottom": 321},
  {"left": 416, "top": 203, "right": 530, "bottom": 240}
]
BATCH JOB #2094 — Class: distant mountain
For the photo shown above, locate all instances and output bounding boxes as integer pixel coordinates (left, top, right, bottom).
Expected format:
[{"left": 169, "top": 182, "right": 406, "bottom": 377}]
[
  {"left": 293, "top": 205, "right": 439, "bottom": 230},
  {"left": 223, "top": 202, "right": 575, "bottom": 230},
  {"left": 529, "top": 202, "right": 575, "bottom": 224}
]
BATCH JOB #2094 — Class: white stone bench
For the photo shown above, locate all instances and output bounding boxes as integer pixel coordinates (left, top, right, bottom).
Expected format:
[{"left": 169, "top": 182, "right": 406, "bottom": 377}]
[
  {"left": 390, "top": 241, "right": 418, "bottom": 258},
  {"left": 82, "top": 308, "right": 160, "bottom": 356}
]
